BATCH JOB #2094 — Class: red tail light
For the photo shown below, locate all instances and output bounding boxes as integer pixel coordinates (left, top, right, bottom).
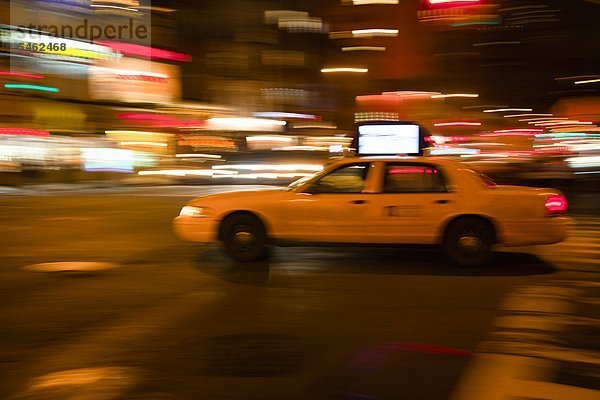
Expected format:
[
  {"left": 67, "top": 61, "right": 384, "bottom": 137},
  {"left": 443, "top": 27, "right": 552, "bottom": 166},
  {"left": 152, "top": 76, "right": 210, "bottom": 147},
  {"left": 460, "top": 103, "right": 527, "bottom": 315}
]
[{"left": 545, "top": 194, "right": 568, "bottom": 214}]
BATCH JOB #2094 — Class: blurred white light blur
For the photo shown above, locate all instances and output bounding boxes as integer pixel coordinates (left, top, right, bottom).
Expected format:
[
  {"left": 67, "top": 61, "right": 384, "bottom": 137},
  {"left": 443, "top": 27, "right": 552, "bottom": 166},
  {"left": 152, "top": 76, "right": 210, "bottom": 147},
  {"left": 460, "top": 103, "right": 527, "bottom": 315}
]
[
  {"left": 321, "top": 68, "right": 368, "bottom": 73},
  {"left": 483, "top": 108, "right": 533, "bottom": 113},
  {"left": 106, "top": 130, "right": 165, "bottom": 136},
  {"left": 493, "top": 129, "right": 544, "bottom": 133},
  {"left": 431, "top": 94, "right": 479, "bottom": 99},
  {"left": 430, "top": 147, "right": 479, "bottom": 155},
  {"left": 264, "top": 10, "right": 309, "bottom": 24},
  {"left": 120, "top": 142, "right": 168, "bottom": 147},
  {"left": 246, "top": 136, "right": 294, "bottom": 142},
  {"left": 351, "top": 29, "right": 398, "bottom": 37},
  {"left": 575, "top": 78, "right": 600, "bottom": 85},
  {"left": 82, "top": 148, "right": 134, "bottom": 173},
  {"left": 175, "top": 154, "right": 222, "bottom": 159},
  {"left": 90, "top": 4, "right": 138, "bottom": 11},
  {"left": 278, "top": 17, "right": 323, "bottom": 32},
  {"left": 212, "top": 164, "right": 323, "bottom": 172},
  {"left": 505, "top": 113, "right": 553, "bottom": 118},
  {"left": 342, "top": 46, "right": 386, "bottom": 51},
  {"left": 537, "top": 121, "right": 594, "bottom": 126},
  {"left": 252, "top": 112, "right": 317, "bottom": 119},
  {"left": 525, "top": 118, "right": 568, "bottom": 122},
  {"left": 207, "top": 118, "right": 286, "bottom": 132},
  {"left": 565, "top": 156, "right": 600, "bottom": 168},
  {"left": 351, "top": 0, "right": 399, "bottom": 4},
  {"left": 382, "top": 91, "right": 441, "bottom": 97},
  {"left": 138, "top": 169, "right": 234, "bottom": 177}
]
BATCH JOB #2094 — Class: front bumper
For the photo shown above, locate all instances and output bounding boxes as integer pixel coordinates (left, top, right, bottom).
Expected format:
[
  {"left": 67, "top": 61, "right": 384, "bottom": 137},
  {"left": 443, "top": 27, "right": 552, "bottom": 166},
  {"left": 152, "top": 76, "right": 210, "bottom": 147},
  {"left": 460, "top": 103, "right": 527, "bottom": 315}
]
[
  {"left": 499, "top": 216, "right": 573, "bottom": 246},
  {"left": 172, "top": 216, "right": 218, "bottom": 243}
]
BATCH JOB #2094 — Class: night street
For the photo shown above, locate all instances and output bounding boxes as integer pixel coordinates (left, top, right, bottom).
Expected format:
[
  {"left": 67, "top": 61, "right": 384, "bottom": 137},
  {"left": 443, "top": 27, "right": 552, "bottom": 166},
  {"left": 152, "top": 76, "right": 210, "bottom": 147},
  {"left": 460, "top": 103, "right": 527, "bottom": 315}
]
[
  {"left": 1, "top": 186, "right": 598, "bottom": 400},
  {"left": 1, "top": 0, "right": 599, "bottom": 398}
]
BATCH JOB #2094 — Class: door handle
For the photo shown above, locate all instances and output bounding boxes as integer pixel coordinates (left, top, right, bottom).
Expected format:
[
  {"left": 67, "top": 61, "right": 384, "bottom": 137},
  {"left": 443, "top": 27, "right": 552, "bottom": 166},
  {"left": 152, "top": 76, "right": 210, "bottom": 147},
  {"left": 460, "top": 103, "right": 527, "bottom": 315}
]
[
  {"left": 435, "top": 199, "right": 451, "bottom": 204},
  {"left": 350, "top": 199, "right": 368, "bottom": 204}
]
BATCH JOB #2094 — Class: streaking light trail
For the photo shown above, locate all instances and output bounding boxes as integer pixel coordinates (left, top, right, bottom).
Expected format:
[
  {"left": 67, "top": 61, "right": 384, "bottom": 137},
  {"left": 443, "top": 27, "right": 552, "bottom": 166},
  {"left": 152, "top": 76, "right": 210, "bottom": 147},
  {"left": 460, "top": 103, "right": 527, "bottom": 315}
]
[{"left": 4, "top": 84, "right": 59, "bottom": 92}]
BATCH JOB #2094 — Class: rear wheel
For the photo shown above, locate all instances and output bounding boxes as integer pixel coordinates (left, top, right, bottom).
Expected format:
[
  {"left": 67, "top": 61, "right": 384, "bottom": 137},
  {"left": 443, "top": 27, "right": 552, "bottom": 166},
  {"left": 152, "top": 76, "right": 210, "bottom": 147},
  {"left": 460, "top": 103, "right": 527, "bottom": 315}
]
[
  {"left": 442, "top": 217, "right": 494, "bottom": 267},
  {"left": 220, "top": 214, "right": 268, "bottom": 262}
]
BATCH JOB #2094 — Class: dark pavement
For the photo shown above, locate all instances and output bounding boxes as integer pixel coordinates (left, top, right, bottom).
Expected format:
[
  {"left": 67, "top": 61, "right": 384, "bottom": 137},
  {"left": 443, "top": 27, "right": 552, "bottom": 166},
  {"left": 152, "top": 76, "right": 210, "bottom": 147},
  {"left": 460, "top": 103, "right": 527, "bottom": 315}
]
[{"left": 0, "top": 187, "right": 598, "bottom": 399}]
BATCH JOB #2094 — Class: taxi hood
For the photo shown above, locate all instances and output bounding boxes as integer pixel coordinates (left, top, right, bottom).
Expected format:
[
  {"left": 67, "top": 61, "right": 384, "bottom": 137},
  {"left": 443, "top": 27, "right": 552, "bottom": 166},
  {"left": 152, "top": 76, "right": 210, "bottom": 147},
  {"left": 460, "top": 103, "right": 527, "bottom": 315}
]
[{"left": 187, "top": 187, "right": 287, "bottom": 206}]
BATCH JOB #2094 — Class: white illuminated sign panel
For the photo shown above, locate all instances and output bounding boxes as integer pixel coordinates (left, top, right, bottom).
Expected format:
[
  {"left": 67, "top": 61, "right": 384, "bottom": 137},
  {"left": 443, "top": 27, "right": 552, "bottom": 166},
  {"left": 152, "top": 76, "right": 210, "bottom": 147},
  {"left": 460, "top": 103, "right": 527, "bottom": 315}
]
[{"left": 358, "top": 124, "right": 420, "bottom": 155}]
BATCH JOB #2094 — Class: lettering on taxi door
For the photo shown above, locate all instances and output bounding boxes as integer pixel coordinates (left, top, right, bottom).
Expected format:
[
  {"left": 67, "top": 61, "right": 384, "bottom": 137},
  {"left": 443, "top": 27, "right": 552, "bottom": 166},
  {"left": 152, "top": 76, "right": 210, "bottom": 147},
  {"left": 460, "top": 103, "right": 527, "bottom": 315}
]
[{"left": 384, "top": 205, "right": 422, "bottom": 217}]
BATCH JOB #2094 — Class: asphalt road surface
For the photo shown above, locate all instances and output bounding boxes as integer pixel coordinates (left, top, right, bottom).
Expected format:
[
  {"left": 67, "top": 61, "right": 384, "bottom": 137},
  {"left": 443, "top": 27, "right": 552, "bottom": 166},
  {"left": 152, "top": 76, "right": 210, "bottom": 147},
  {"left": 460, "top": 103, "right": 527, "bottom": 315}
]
[{"left": 0, "top": 186, "right": 598, "bottom": 400}]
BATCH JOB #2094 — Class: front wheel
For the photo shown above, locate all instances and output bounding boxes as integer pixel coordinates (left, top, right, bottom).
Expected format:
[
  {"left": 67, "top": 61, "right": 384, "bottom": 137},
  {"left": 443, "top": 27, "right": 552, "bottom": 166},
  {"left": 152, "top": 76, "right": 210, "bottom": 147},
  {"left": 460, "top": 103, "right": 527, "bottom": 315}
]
[
  {"left": 442, "top": 218, "right": 495, "bottom": 267},
  {"left": 220, "top": 214, "right": 268, "bottom": 262}
]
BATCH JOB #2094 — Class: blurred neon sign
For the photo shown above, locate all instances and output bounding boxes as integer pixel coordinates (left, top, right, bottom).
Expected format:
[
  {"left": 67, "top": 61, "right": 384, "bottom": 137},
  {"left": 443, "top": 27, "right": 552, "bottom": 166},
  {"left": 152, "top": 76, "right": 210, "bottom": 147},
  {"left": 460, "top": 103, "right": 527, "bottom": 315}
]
[
  {"left": 96, "top": 41, "right": 191, "bottom": 62},
  {"left": 2, "top": 27, "right": 116, "bottom": 63},
  {"left": 0, "top": 128, "right": 50, "bottom": 136}
]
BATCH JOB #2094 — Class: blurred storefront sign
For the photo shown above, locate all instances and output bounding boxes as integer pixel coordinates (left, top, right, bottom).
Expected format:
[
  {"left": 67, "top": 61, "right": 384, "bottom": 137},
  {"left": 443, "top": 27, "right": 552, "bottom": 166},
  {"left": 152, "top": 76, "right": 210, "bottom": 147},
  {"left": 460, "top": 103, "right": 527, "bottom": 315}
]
[
  {"left": 82, "top": 147, "right": 134, "bottom": 173},
  {"left": 89, "top": 57, "right": 181, "bottom": 103},
  {"left": 105, "top": 130, "right": 173, "bottom": 156},
  {"left": 356, "top": 92, "right": 447, "bottom": 121},
  {"left": 176, "top": 134, "right": 237, "bottom": 153},
  {"left": 0, "top": 25, "right": 117, "bottom": 64}
]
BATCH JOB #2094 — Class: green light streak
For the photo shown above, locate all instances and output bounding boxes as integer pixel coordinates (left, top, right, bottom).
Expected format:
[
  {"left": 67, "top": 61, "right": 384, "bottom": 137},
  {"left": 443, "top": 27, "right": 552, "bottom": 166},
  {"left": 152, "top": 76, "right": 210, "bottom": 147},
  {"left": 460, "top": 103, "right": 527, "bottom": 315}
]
[
  {"left": 451, "top": 21, "right": 501, "bottom": 27},
  {"left": 4, "top": 84, "right": 60, "bottom": 93}
]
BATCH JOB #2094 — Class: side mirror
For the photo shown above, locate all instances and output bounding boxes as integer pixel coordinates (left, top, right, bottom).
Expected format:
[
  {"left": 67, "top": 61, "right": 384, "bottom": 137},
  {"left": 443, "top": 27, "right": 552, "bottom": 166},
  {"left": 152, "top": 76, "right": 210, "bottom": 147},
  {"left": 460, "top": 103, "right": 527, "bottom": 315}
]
[{"left": 304, "top": 183, "right": 320, "bottom": 194}]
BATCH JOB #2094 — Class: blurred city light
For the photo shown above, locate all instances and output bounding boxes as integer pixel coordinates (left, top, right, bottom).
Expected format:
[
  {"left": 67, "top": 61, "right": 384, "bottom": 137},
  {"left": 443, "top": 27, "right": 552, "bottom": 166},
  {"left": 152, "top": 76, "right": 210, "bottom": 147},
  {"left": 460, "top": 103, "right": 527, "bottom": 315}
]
[
  {"left": 0, "top": 0, "right": 596, "bottom": 192},
  {"left": 321, "top": 68, "right": 369, "bottom": 73}
]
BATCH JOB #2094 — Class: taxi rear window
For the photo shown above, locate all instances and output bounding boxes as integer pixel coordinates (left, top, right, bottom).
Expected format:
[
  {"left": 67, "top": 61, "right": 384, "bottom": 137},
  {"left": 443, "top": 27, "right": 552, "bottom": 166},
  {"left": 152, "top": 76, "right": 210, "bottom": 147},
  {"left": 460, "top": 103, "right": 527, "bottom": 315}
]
[
  {"left": 467, "top": 169, "right": 497, "bottom": 187},
  {"left": 383, "top": 164, "right": 447, "bottom": 193}
]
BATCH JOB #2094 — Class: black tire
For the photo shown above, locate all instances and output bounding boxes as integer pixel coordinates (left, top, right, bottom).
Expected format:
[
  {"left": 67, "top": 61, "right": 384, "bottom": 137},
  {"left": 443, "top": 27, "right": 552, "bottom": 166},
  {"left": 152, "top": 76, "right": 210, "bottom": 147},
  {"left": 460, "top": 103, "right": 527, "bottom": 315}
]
[
  {"left": 442, "top": 217, "right": 495, "bottom": 267},
  {"left": 220, "top": 213, "right": 268, "bottom": 262}
]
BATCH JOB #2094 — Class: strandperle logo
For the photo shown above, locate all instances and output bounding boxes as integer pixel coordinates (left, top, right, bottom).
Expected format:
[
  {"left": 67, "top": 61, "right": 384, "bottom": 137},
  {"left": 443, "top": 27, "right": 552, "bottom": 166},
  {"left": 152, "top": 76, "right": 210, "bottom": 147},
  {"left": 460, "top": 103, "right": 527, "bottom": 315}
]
[{"left": 16, "top": 18, "right": 149, "bottom": 41}]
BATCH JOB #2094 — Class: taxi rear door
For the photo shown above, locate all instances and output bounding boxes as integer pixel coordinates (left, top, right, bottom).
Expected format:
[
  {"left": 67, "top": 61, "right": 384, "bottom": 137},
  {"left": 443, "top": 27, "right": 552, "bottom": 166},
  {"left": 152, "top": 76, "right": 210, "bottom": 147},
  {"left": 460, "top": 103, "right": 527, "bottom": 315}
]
[{"left": 364, "top": 162, "right": 459, "bottom": 244}]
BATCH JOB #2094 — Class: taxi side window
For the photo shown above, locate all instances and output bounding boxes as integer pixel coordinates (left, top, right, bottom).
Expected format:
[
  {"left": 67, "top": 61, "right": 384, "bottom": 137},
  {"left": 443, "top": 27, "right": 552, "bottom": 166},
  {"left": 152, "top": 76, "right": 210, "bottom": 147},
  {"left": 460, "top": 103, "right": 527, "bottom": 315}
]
[
  {"left": 312, "top": 163, "right": 370, "bottom": 193},
  {"left": 383, "top": 164, "right": 447, "bottom": 193}
]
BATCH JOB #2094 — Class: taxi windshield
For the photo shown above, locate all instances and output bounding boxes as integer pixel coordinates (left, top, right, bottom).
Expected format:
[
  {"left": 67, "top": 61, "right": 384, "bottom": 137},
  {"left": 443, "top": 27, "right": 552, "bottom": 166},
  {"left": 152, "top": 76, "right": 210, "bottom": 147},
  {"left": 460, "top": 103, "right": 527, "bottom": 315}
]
[{"left": 287, "top": 170, "right": 322, "bottom": 189}]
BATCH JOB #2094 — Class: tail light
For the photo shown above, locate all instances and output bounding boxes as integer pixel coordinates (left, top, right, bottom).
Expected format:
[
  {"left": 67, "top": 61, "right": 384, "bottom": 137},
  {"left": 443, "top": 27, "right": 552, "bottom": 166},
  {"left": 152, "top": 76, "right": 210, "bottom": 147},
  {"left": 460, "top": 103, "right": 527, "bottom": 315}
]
[{"left": 545, "top": 194, "right": 568, "bottom": 214}]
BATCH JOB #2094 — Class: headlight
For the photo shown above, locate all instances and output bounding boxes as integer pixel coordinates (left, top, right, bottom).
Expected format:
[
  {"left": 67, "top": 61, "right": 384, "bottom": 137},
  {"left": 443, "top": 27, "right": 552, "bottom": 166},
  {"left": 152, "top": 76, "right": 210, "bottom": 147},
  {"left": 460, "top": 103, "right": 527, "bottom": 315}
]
[{"left": 179, "top": 206, "right": 207, "bottom": 218}]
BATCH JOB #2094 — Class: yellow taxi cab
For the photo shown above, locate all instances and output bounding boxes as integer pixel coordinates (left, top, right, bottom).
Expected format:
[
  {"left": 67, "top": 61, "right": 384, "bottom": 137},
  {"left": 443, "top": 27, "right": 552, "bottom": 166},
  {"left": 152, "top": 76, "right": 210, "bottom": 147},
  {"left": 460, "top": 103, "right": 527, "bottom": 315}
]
[{"left": 173, "top": 156, "right": 571, "bottom": 267}]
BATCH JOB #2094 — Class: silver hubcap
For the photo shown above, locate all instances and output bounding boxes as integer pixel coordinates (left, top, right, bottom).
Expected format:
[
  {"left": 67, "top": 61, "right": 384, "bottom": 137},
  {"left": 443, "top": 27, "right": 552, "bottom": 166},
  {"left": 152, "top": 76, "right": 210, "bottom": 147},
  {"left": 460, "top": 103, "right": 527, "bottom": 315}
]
[
  {"left": 234, "top": 231, "right": 254, "bottom": 245},
  {"left": 458, "top": 235, "right": 481, "bottom": 251}
]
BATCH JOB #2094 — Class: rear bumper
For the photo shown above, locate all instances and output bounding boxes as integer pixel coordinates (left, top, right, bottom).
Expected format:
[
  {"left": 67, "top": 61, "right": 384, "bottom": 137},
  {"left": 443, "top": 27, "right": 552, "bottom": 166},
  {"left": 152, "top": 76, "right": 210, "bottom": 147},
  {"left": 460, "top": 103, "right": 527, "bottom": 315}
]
[
  {"left": 172, "top": 216, "right": 218, "bottom": 243},
  {"left": 499, "top": 216, "right": 573, "bottom": 246}
]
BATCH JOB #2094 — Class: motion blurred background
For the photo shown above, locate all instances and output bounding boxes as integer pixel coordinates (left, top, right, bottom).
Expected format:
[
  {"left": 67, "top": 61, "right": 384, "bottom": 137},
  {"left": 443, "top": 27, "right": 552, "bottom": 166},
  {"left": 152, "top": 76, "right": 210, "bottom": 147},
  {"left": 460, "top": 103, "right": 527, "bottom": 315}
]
[{"left": 0, "top": 0, "right": 598, "bottom": 192}]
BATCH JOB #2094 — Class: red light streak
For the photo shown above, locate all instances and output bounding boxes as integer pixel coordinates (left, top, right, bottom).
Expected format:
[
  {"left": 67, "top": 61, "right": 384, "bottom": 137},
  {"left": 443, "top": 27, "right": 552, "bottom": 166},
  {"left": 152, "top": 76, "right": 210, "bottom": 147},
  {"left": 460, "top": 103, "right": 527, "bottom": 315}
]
[
  {"left": 389, "top": 167, "right": 438, "bottom": 174},
  {"left": 0, "top": 128, "right": 50, "bottom": 136},
  {"left": 434, "top": 122, "right": 481, "bottom": 127},
  {"left": 478, "top": 131, "right": 539, "bottom": 137},
  {"left": 96, "top": 41, "right": 192, "bottom": 62},
  {"left": 427, "top": 0, "right": 480, "bottom": 6},
  {"left": 117, "top": 113, "right": 206, "bottom": 127},
  {"left": 0, "top": 71, "right": 44, "bottom": 79}
]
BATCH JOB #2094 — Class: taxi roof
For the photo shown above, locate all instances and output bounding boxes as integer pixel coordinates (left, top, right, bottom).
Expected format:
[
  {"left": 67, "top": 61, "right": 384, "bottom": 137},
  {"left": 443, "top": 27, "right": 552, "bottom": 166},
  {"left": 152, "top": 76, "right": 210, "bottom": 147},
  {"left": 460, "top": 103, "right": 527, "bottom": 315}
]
[{"left": 332, "top": 155, "right": 460, "bottom": 165}]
